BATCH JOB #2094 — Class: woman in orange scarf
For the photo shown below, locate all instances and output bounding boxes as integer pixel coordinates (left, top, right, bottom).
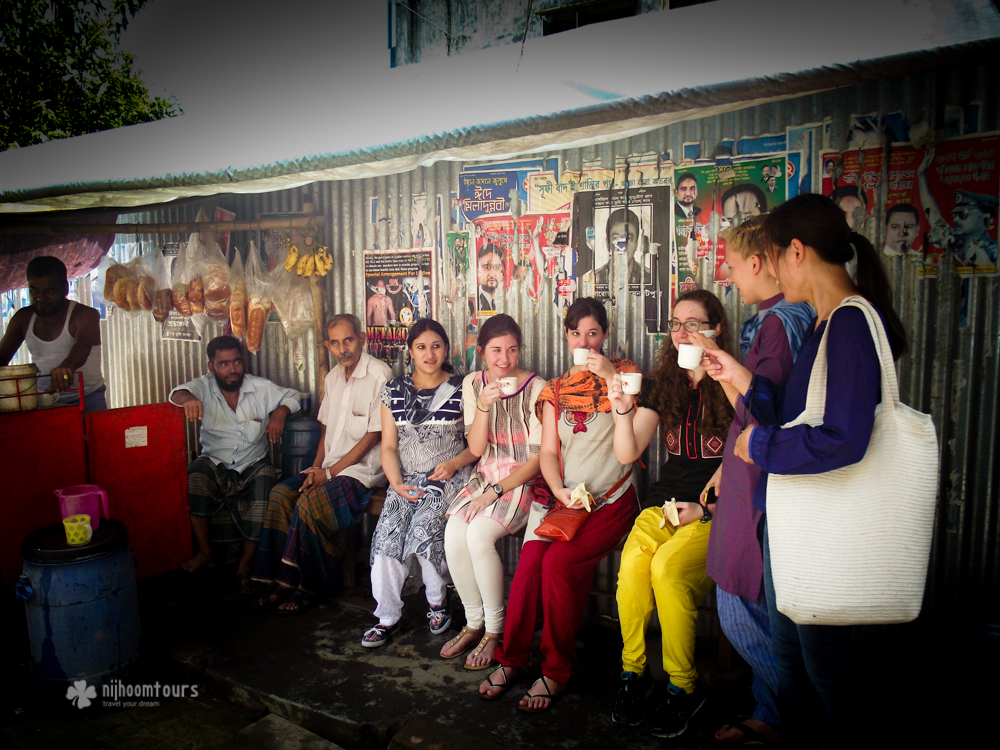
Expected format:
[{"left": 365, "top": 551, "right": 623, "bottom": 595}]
[{"left": 478, "top": 297, "right": 641, "bottom": 712}]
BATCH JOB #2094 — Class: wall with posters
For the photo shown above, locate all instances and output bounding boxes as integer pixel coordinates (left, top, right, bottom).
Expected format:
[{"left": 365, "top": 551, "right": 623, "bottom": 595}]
[{"left": 105, "top": 58, "right": 998, "bottom": 615}]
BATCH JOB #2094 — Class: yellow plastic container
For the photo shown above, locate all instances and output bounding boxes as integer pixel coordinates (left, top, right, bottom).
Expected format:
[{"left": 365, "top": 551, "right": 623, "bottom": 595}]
[{"left": 62, "top": 515, "right": 93, "bottom": 546}]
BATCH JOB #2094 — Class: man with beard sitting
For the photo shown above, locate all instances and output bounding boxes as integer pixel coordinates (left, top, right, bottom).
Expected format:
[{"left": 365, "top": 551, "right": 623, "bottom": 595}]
[
  {"left": 169, "top": 335, "right": 300, "bottom": 592},
  {"left": 0, "top": 256, "right": 106, "bottom": 410}
]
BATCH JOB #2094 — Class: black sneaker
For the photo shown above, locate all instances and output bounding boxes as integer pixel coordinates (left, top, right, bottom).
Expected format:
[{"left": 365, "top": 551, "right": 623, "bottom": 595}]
[
  {"left": 611, "top": 670, "right": 644, "bottom": 727},
  {"left": 648, "top": 685, "right": 706, "bottom": 738}
]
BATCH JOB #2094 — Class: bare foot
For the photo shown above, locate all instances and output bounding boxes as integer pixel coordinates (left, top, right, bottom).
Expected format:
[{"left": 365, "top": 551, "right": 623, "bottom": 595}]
[
  {"left": 465, "top": 632, "right": 500, "bottom": 669},
  {"left": 715, "top": 718, "right": 778, "bottom": 743},
  {"left": 180, "top": 550, "right": 213, "bottom": 573},
  {"left": 479, "top": 665, "right": 517, "bottom": 699},
  {"left": 518, "top": 676, "right": 562, "bottom": 711},
  {"left": 440, "top": 626, "right": 483, "bottom": 658}
]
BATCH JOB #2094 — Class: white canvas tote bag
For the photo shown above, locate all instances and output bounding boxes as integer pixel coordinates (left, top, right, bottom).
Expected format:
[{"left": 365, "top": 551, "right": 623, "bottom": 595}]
[{"left": 766, "top": 296, "right": 939, "bottom": 625}]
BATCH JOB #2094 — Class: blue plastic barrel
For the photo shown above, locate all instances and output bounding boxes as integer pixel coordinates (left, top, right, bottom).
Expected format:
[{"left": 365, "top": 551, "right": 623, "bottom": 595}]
[
  {"left": 281, "top": 415, "right": 322, "bottom": 479},
  {"left": 16, "top": 519, "right": 140, "bottom": 688}
]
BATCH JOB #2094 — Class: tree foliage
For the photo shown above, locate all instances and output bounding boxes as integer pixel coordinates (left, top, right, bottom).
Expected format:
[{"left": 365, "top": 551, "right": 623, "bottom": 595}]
[{"left": 0, "top": 0, "right": 180, "bottom": 151}]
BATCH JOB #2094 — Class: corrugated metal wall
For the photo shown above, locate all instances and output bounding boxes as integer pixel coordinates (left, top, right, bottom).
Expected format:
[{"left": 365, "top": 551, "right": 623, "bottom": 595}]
[{"left": 104, "top": 59, "right": 998, "bottom": 618}]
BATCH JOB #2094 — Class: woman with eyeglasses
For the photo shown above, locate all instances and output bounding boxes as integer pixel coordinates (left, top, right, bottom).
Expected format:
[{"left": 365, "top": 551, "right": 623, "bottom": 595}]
[{"left": 606, "top": 289, "right": 734, "bottom": 738}]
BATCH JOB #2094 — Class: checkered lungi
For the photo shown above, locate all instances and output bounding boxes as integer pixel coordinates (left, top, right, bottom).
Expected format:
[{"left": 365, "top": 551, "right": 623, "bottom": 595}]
[{"left": 187, "top": 456, "right": 279, "bottom": 543}]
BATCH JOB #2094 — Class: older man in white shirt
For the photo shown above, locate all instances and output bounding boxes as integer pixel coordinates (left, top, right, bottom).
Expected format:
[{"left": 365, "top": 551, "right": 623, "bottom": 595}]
[
  {"left": 252, "top": 314, "right": 392, "bottom": 613},
  {"left": 170, "top": 335, "right": 300, "bottom": 593}
]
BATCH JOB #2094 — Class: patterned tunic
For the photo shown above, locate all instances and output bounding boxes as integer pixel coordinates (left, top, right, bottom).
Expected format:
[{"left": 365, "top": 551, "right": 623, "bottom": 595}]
[
  {"left": 448, "top": 371, "right": 544, "bottom": 533},
  {"left": 370, "top": 375, "right": 471, "bottom": 570}
]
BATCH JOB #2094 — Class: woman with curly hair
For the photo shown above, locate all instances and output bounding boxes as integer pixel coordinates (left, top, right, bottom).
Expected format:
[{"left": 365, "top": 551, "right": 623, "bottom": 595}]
[{"left": 607, "top": 289, "right": 735, "bottom": 739}]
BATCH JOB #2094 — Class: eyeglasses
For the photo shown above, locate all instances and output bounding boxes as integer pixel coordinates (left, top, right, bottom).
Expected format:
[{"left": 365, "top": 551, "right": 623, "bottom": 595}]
[{"left": 667, "top": 320, "right": 710, "bottom": 333}]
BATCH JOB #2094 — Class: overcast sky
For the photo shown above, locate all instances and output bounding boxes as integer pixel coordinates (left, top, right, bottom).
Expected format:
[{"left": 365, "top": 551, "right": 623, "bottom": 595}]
[{"left": 121, "top": 0, "right": 388, "bottom": 117}]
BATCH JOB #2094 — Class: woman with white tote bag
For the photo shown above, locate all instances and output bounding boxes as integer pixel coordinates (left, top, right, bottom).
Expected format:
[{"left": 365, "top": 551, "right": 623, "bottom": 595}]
[{"left": 696, "top": 194, "right": 932, "bottom": 748}]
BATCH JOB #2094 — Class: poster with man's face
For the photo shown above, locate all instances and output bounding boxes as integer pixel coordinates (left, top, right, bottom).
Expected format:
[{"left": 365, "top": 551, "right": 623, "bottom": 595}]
[{"left": 363, "top": 249, "right": 434, "bottom": 366}]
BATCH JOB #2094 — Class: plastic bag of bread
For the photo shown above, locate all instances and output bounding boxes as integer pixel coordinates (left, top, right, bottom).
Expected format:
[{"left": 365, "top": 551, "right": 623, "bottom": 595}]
[
  {"left": 100, "top": 257, "right": 133, "bottom": 310},
  {"left": 228, "top": 247, "right": 248, "bottom": 339},
  {"left": 200, "top": 238, "right": 232, "bottom": 322},
  {"left": 244, "top": 242, "right": 270, "bottom": 353},
  {"left": 145, "top": 245, "right": 173, "bottom": 323},
  {"left": 170, "top": 242, "right": 193, "bottom": 317},
  {"left": 124, "top": 255, "right": 153, "bottom": 314}
]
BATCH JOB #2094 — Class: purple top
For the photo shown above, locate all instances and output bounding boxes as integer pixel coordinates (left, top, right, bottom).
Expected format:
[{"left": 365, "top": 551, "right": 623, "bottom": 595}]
[
  {"left": 707, "top": 297, "right": 795, "bottom": 599},
  {"left": 748, "top": 305, "right": 882, "bottom": 514}
]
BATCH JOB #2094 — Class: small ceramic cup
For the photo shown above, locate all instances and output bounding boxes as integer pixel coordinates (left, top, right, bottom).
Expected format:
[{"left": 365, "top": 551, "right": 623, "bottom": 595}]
[
  {"left": 498, "top": 377, "right": 517, "bottom": 395},
  {"left": 677, "top": 344, "right": 704, "bottom": 370},
  {"left": 573, "top": 348, "right": 591, "bottom": 366},
  {"left": 620, "top": 373, "right": 642, "bottom": 395}
]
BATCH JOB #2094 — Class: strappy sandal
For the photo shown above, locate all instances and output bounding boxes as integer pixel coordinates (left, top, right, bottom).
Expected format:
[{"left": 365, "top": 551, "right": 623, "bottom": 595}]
[
  {"left": 518, "top": 676, "right": 558, "bottom": 713},
  {"left": 479, "top": 665, "right": 512, "bottom": 701},
  {"left": 463, "top": 632, "right": 498, "bottom": 671},
  {"left": 439, "top": 625, "right": 483, "bottom": 659}
]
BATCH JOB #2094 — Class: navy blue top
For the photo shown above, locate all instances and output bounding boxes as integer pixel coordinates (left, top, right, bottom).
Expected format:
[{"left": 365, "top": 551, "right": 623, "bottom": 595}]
[{"left": 746, "top": 305, "right": 883, "bottom": 513}]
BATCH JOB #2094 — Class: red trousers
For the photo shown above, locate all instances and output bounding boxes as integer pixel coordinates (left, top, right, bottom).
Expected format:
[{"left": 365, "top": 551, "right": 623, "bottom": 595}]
[{"left": 495, "top": 487, "right": 639, "bottom": 685}]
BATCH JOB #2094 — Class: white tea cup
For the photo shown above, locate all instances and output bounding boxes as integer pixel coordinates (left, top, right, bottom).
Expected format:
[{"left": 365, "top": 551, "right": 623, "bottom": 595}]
[
  {"left": 620, "top": 373, "right": 642, "bottom": 395},
  {"left": 677, "top": 344, "right": 704, "bottom": 370},
  {"left": 573, "top": 348, "right": 591, "bottom": 366},
  {"left": 498, "top": 377, "right": 517, "bottom": 395}
]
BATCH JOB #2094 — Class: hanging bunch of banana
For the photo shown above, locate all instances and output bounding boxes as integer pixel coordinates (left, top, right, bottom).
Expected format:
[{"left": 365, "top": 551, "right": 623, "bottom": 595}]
[{"left": 281, "top": 232, "right": 333, "bottom": 277}]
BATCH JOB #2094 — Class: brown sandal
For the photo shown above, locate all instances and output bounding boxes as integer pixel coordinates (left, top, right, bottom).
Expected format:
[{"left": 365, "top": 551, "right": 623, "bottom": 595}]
[
  {"left": 439, "top": 625, "right": 483, "bottom": 659},
  {"left": 463, "top": 632, "right": 498, "bottom": 671}
]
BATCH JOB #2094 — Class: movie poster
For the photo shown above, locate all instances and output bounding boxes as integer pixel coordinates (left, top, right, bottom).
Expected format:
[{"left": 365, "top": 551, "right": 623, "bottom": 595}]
[
  {"left": 572, "top": 186, "right": 671, "bottom": 332},
  {"left": 363, "top": 249, "right": 434, "bottom": 366},
  {"left": 919, "top": 133, "right": 998, "bottom": 277}
]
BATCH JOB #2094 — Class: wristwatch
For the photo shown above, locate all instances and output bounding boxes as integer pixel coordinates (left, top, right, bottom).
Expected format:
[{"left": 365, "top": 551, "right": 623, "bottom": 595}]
[{"left": 491, "top": 483, "right": 504, "bottom": 498}]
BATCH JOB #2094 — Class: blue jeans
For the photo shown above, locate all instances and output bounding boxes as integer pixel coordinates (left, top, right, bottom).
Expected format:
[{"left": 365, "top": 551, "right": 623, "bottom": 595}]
[{"left": 762, "top": 519, "right": 872, "bottom": 748}]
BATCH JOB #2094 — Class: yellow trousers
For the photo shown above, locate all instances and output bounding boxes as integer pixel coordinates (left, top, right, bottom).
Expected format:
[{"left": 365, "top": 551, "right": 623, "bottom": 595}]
[{"left": 616, "top": 506, "right": 713, "bottom": 692}]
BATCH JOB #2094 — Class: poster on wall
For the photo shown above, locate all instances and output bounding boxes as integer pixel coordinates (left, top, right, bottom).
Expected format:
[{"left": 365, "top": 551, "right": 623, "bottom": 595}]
[
  {"left": 572, "top": 186, "right": 671, "bottom": 332},
  {"left": 883, "top": 144, "right": 934, "bottom": 270},
  {"left": 919, "top": 133, "right": 998, "bottom": 277},
  {"left": 833, "top": 147, "right": 883, "bottom": 232},
  {"left": 363, "top": 249, "right": 434, "bottom": 366}
]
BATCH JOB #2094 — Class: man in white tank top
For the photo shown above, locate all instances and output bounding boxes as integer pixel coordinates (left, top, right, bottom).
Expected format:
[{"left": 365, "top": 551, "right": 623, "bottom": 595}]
[{"left": 0, "top": 256, "right": 106, "bottom": 411}]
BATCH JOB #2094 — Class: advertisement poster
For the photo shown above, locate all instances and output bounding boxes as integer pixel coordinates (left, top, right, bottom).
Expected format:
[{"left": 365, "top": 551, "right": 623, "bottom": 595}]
[
  {"left": 883, "top": 144, "right": 933, "bottom": 267},
  {"left": 834, "top": 148, "right": 883, "bottom": 231},
  {"left": 572, "top": 186, "right": 671, "bottom": 332},
  {"left": 459, "top": 172, "right": 516, "bottom": 223},
  {"left": 363, "top": 249, "right": 434, "bottom": 366},
  {"left": 788, "top": 123, "right": 821, "bottom": 196},
  {"left": 213, "top": 207, "right": 236, "bottom": 256},
  {"left": 919, "top": 134, "right": 998, "bottom": 277}
]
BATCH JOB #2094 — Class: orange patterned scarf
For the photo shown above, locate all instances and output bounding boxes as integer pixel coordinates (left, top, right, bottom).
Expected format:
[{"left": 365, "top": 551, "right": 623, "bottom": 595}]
[{"left": 534, "top": 358, "right": 640, "bottom": 422}]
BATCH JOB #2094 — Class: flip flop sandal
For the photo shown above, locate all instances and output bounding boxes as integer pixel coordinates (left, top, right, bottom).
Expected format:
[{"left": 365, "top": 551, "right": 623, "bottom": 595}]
[
  {"left": 518, "top": 677, "right": 557, "bottom": 713},
  {"left": 463, "top": 633, "right": 498, "bottom": 671},
  {"left": 257, "top": 585, "right": 288, "bottom": 610},
  {"left": 479, "top": 665, "right": 512, "bottom": 701},
  {"left": 238, "top": 572, "right": 266, "bottom": 596},
  {"left": 716, "top": 721, "right": 770, "bottom": 745},
  {"left": 276, "top": 590, "right": 315, "bottom": 616},
  {"left": 440, "top": 626, "right": 483, "bottom": 659}
]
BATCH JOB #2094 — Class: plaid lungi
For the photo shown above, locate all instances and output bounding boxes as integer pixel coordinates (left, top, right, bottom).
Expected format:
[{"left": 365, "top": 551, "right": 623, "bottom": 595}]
[
  {"left": 187, "top": 457, "right": 279, "bottom": 543},
  {"left": 251, "top": 472, "right": 372, "bottom": 596}
]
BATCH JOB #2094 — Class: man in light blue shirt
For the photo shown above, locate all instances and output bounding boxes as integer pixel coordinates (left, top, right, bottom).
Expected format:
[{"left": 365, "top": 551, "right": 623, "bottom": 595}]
[{"left": 169, "top": 335, "right": 300, "bottom": 593}]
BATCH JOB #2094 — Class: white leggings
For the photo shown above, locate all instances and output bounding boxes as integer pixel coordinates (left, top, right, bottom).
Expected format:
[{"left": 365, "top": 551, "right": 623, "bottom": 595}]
[
  {"left": 371, "top": 553, "right": 449, "bottom": 627},
  {"left": 443, "top": 514, "right": 509, "bottom": 633}
]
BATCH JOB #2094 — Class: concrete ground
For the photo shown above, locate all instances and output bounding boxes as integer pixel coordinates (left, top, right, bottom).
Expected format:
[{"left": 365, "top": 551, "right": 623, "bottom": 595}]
[{"left": 1, "top": 560, "right": 978, "bottom": 749}]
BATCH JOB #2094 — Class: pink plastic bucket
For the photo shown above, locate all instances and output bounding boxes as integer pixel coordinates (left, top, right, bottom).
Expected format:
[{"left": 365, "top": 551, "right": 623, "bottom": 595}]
[{"left": 54, "top": 485, "right": 109, "bottom": 531}]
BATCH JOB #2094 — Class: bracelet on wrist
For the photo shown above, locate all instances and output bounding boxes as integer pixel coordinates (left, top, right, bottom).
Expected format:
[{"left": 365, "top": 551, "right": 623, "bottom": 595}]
[
  {"left": 476, "top": 400, "right": 490, "bottom": 413},
  {"left": 615, "top": 404, "right": 635, "bottom": 415}
]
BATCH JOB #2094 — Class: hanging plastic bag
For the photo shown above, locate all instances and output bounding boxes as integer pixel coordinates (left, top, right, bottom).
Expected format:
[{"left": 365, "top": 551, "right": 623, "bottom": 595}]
[
  {"left": 171, "top": 242, "right": 193, "bottom": 317},
  {"left": 123, "top": 254, "right": 155, "bottom": 314},
  {"left": 244, "top": 241, "right": 270, "bottom": 353},
  {"left": 147, "top": 245, "right": 173, "bottom": 323},
  {"left": 271, "top": 263, "right": 313, "bottom": 341},
  {"left": 101, "top": 256, "right": 133, "bottom": 310},
  {"left": 200, "top": 234, "right": 232, "bottom": 322},
  {"left": 229, "top": 247, "right": 247, "bottom": 339}
]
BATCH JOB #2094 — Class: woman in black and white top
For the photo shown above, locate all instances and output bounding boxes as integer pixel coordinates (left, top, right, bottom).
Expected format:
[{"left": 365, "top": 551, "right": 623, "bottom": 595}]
[{"left": 362, "top": 319, "right": 476, "bottom": 649}]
